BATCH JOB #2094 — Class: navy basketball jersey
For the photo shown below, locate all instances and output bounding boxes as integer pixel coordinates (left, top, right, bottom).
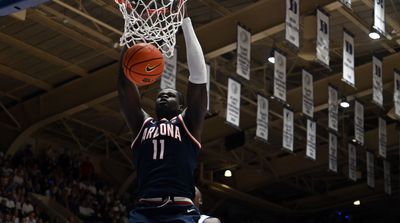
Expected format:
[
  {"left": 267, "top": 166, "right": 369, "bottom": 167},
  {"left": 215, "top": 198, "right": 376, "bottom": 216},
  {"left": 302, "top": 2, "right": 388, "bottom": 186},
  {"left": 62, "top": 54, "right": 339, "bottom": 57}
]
[{"left": 131, "top": 114, "right": 201, "bottom": 199}]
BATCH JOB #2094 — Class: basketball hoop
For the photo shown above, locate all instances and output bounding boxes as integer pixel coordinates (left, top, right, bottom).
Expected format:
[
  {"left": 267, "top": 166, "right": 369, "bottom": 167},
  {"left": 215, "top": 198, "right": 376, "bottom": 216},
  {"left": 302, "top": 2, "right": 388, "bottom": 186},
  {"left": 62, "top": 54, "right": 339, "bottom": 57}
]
[{"left": 115, "top": 0, "right": 187, "bottom": 58}]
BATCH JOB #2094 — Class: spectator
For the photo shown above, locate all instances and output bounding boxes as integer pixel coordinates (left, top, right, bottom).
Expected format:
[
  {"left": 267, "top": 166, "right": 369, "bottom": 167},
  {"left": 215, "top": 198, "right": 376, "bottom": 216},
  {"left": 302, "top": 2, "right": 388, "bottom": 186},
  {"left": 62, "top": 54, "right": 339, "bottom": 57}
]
[
  {"left": 195, "top": 187, "right": 221, "bottom": 223},
  {"left": 21, "top": 198, "right": 34, "bottom": 216},
  {"left": 79, "top": 157, "right": 94, "bottom": 180},
  {"left": 1, "top": 147, "right": 133, "bottom": 222}
]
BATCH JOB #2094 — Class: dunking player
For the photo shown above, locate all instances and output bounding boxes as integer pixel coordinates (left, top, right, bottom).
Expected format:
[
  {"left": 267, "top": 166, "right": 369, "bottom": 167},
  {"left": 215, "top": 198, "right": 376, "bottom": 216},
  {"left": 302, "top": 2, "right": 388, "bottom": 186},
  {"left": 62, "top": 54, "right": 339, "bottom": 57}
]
[{"left": 118, "top": 14, "right": 208, "bottom": 223}]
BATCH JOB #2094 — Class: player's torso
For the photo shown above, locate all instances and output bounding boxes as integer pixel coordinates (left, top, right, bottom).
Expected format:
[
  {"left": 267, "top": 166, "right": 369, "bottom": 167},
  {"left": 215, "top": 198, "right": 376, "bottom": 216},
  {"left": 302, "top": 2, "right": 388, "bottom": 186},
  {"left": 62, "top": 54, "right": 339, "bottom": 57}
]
[{"left": 131, "top": 115, "right": 200, "bottom": 198}]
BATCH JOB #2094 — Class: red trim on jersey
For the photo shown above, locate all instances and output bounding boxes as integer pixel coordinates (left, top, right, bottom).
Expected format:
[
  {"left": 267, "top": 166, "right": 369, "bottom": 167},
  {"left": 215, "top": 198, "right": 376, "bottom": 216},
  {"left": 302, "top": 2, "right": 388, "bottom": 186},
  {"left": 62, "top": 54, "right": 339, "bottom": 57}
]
[
  {"left": 178, "top": 114, "right": 202, "bottom": 149},
  {"left": 131, "top": 117, "right": 153, "bottom": 149}
]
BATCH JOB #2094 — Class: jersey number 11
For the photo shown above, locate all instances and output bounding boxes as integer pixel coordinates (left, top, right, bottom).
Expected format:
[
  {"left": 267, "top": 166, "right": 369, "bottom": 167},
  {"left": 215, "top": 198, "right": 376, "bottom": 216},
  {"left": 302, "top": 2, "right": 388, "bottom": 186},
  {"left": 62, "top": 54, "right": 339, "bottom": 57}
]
[{"left": 152, "top": 139, "right": 165, "bottom": 160}]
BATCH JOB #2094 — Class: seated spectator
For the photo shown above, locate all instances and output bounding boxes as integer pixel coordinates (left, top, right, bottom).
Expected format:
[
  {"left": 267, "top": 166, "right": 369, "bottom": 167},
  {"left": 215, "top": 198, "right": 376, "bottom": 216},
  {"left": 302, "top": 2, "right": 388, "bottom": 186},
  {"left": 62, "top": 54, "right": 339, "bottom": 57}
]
[
  {"left": 13, "top": 169, "right": 24, "bottom": 186},
  {"left": 195, "top": 187, "right": 221, "bottom": 223},
  {"left": 80, "top": 157, "right": 94, "bottom": 180},
  {"left": 1, "top": 147, "right": 134, "bottom": 223},
  {"left": 21, "top": 198, "right": 34, "bottom": 216}
]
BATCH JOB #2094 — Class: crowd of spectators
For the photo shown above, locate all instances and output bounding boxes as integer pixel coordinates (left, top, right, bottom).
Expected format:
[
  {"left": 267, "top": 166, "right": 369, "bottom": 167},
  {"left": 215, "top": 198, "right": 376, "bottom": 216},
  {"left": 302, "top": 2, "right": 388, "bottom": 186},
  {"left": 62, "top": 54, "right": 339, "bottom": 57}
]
[{"left": 0, "top": 145, "right": 132, "bottom": 223}]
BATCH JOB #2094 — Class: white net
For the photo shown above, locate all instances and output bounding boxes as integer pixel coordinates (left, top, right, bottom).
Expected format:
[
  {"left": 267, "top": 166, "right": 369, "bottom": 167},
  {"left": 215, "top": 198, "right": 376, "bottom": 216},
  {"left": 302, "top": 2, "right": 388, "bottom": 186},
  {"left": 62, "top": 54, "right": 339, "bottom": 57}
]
[{"left": 115, "top": 0, "right": 187, "bottom": 58}]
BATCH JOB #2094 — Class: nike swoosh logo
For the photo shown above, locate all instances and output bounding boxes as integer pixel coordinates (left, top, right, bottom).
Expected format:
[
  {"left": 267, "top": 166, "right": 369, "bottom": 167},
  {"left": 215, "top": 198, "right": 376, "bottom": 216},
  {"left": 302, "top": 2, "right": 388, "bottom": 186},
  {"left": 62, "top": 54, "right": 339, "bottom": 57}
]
[
  {"left": 145, "top": 64, "right": 161, "bottom": 72},
  {"left": 187, "top": 209, "right": 196, "bottom": 213}
]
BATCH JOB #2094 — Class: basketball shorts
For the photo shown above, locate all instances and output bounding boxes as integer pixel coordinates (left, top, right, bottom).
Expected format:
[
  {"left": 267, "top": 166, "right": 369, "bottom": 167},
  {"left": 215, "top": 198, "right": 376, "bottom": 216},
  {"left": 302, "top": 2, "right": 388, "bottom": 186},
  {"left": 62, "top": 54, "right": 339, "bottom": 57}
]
[{"left": 128, "top": 202, "right": 201, "bottom": 223}]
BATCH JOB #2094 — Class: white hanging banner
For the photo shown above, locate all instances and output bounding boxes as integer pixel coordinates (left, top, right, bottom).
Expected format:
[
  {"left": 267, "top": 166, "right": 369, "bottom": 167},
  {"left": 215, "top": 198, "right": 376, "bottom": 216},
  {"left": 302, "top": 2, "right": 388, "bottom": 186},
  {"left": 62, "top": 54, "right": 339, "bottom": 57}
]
[
  {"left": 394, "top": 70, "right": 400, "bottom": 119},
  {"left": 374, "top": 0, "right": 385, "bottom": 34},
  {"left": 226, "top": 78, "right": 241, "bottom": 128},
  {"left": 348, "top": 143, "right": 357, "bottom": 182},
  {"left": 329, "top": 133, "right": 338, "bottom": 173},
  {"left": 283, "top": 108, "right": 294, "bottom": 152},
  {"left": 316, "top": 9, "right": 330, "bottom": 67},
  {"left": 340, "top": 0, "right": 351, "bottom": 8},
  {"left": 342, "top": 30, "right": 355, "bottom": 88},
  {"left": 328, "top": 85, "right": 339, "bottom": 132},
  {"left": 273, "top": 51, "right": 287, "bottom": 102},
  {"left": 256, "top": 95, "right": 269, "bottom": 143},
  {"left": 372, "top": 56, "right": 383, "bottom": 107},
  {"left": 285, "top": 0, "right": 300, "bottom": 48},
  {"left": 354, "top": 100, "right": 364, "bottom": 146},
  {"left": 236, "top": 25, "right": 251, "bottom": 80},
  {"left": 206, "top": 64, "right": 211, "bottom": 111},
  {"left": 160, "top": 49, "right": 177, "bottom": 90},
  {"left": 302, "top": 69, "right": 314, "bottom": 118},
  {"left": 379, "top": 117, "right": 387, "bottom": 158},
  {"left": 306, "top": 119, "right": 316, "bottom": 160},
  {"left": 384, "top": 160, "right": 391, "bottom": 195},
  {"left": 366, "top": 151, "right": 375, "bottom": 188}
]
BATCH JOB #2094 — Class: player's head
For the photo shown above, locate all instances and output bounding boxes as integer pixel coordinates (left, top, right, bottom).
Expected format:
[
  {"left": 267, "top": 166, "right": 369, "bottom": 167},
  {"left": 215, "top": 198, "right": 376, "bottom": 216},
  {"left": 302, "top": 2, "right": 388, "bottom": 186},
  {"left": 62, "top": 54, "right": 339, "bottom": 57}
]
[
  {"left": 155, "top": 88, "right": 184, "bottom": 119},
  {"left": 194, "top": 186, "right": 203, "bottom": 208}
]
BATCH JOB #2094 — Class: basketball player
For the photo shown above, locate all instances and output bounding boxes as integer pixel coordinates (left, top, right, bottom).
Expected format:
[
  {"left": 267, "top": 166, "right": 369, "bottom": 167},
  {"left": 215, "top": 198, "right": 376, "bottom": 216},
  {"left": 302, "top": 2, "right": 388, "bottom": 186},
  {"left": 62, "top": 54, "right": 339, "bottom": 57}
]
[
  {"left": 118, "top": 15, "right": 208, "bottom": 223},
  {"left": 194, "top": 187, "right": 221, "bottom": 223}
]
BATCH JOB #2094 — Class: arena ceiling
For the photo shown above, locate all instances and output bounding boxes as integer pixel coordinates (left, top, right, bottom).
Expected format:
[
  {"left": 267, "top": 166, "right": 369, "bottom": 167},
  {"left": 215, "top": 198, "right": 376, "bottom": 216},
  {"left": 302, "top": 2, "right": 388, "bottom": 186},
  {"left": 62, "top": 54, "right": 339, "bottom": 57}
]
[{"left": 0, "top": 0, "right": 399, "bottom": 218}]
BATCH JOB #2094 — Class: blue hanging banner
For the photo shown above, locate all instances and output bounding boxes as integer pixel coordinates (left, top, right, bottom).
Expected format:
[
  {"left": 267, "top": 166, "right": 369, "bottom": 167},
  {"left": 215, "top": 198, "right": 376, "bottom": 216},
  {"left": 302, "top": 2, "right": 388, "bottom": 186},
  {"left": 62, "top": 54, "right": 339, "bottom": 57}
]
[{"left": 0, "top": 0, "right": 51, "bottom": 16}]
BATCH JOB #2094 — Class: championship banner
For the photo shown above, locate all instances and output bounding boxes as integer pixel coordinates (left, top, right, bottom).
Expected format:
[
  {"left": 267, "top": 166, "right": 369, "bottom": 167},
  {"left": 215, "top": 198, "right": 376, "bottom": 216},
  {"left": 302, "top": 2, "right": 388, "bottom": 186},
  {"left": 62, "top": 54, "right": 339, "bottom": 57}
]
[
  {"left": 273, "top": 51, "right": 287, "bottom": 102},
  {"left": 384, "top": 160, "right": 391, "bottom": 195},
  {"left": 379, "top": 117, "right": 387, "bottom": 158},
  {"left": 206, "top": 64, "right": 211, "bottom": 111},
  {"left": 366, "top": 151, "right": 375, "bottom": 188},
  {"left": 256, "top": 95, "right": 269, "bottom": 143},
  {"left": 160, "top": 49, "right": 177, "bottom": 89},
  {"left": 348, "top": 143, "right": 357, "bottom": 182},
  {"left": 340, "top": 0, "right": 351, "bottom": 8},
  {"left": 374, "top": 0, "right": 385, "bottom": 34},
  {"left": 226, "top": 78, "right": 241, "bottom": 128},
  {"left": 372, "top": 56, "right": 383, "bottom": 107},
  {"left": 302, "top": 69, "right": 314, "bottom": 118},
  {"left": 329, "top": 133, "right": 338, "bottom": 173},
  {"left": 354, "top": 100, "right": 364, "bottom": 145},
  {"left": 285, "top": 0, "right": 300, "bottom": 48},
  {"left": 394, "top": 70, "right": 400, "bottom": 118},
  {"left": 306, "top": 119, "right": 316, "bottom": 160},
  {"left": 342, "top": 30, "right": 355, "bottom": 87},
  {"left": 283, "top": 107, "right": 294, "bottom": 152},
  {"left": 236, "top": 25, "right": 251, "bottom": 80},
  {"left": 316, "top": 9, "right": 330, "bottom": 67},
  {"left": 328, "top": 85, "right": 339, "bottom": 132}
]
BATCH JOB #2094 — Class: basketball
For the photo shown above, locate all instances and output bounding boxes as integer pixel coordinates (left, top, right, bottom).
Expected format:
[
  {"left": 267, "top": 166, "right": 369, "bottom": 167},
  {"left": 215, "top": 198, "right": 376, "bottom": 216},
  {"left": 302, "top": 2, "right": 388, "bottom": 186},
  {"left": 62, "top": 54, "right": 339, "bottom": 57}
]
[{"left": 122, "top": 43, "right": 165, "bottom": 86}]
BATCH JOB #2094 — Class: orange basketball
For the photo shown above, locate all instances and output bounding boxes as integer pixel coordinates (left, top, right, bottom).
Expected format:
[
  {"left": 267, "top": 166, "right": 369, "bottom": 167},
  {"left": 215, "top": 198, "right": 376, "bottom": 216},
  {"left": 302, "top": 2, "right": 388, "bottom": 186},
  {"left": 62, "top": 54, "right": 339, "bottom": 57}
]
[{"left": 122, "top": 43, "right": 165, "bottom": 86}]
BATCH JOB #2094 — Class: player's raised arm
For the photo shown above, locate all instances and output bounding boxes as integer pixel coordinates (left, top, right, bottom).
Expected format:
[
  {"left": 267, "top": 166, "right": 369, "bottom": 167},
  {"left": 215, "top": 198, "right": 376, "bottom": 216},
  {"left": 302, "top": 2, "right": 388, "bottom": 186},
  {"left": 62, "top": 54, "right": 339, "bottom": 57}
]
[
  {"left": 117, "top": 47, "right": 147, "bottom": 138},
  {"left": 181, "top": 17, "right": 208, "bottom": 142}
]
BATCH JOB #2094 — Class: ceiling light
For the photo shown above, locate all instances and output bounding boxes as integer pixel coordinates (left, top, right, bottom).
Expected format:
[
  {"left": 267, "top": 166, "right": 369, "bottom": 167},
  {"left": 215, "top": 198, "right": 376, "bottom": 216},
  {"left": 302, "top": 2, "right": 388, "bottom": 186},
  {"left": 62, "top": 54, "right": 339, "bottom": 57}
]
[
  {"left": 340, "top": 97, "right": 350, "bottom": 108},
  {"left": 369, "top": 31, "right": 381, "bottom": 40},
  {"left": 268, "top": 56, "right": 275, "bottom": 64},
  {"left": 352, "top": 138, "right": 357, "bottom": 143},
  {"left": 224, "top": 170, "right": 232, "bottom": 177},
  {"left": 353, "top": 200, "right": 361, "bottom": 206}
]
